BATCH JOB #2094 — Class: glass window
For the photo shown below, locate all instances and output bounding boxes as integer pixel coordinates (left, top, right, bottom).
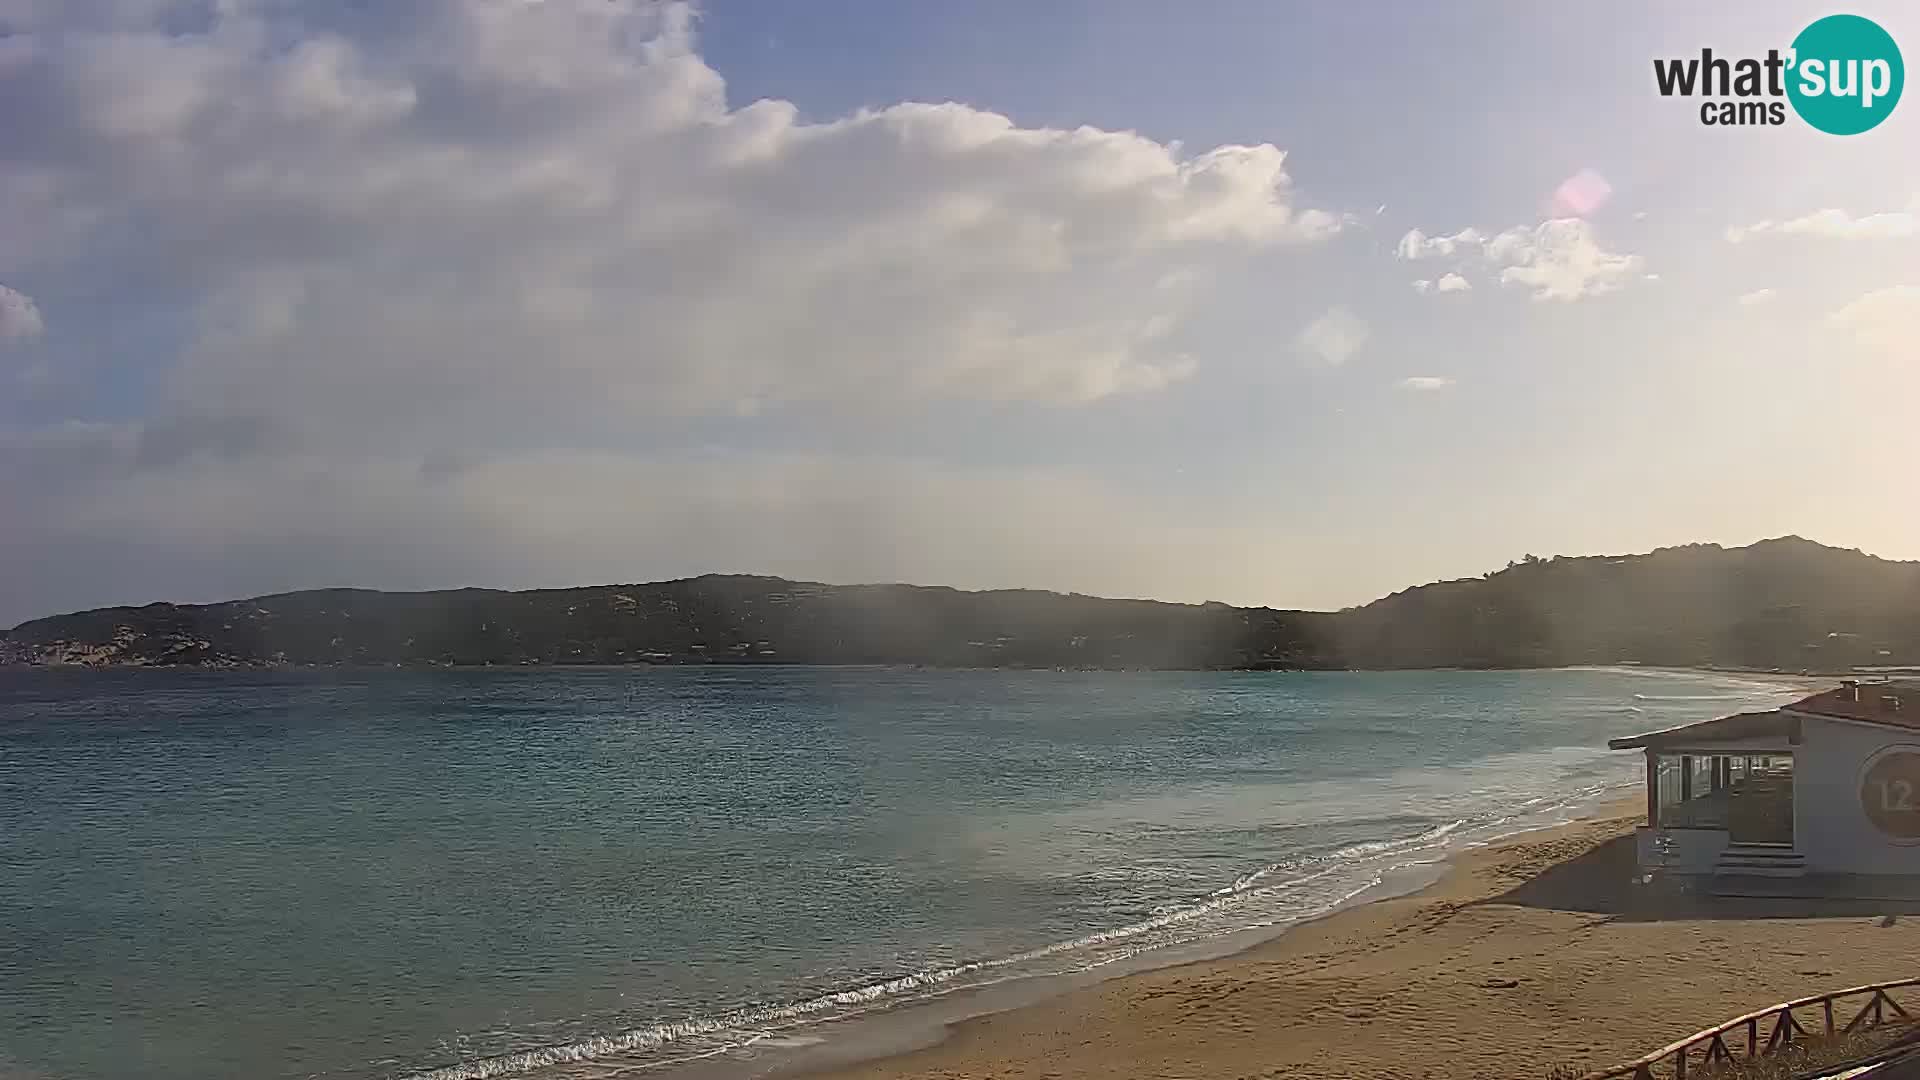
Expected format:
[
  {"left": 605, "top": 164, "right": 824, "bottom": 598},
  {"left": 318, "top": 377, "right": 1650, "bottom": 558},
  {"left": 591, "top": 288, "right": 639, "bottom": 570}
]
[
  {"left": 1656, "top": 755, "right": 1685, "bottom": 817},
  {"left": 1654, "top": 753, "right": 1731, "bottom": 829}
]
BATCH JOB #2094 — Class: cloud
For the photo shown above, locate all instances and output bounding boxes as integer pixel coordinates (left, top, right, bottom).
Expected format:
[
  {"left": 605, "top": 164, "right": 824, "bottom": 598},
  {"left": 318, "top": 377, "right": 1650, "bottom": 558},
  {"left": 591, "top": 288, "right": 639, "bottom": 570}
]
[
  {"left": 0, "top": 0, "right": 1362, "bottom": 622},
  {"left": 1296, "top": 307, "right": 1369, "bottom": 367},
  {"left": 0, "top": 287, "right": 44, "bottom": 344},
  {"left": 1397, "top": 376, "right": 1455, "bottom": 391},
  {"left": 1485, "top": 219, "right": 1642, "bottom": 302},
  {"left": 1829, "top": 286, "right": 1920, "bottom": 354},
  {"left": 0, "top": 0, "right": 1340, "bottom": 432},
  {"left": 1397, "top": 219, "right": 1639, "bottom": 301},
  {"left": 1736, "top": 288, "right": 1777, "bottom": 307},
  {"left": 1728, "top": 197, "right": 1920, "bottom": 242},
  {"left": 1396, "top": 227, "right": 1484, "bottom": 260},
  {"left": 1413, "top": 273, "right": 1470, "bottom": 296}
]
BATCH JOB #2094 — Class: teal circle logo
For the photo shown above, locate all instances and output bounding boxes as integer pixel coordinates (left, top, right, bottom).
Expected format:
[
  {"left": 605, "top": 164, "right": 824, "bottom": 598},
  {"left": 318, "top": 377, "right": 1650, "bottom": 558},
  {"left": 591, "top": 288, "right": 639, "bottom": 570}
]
[{"left": 1787, "top": 14, "right": 1904, "bottom": 134}]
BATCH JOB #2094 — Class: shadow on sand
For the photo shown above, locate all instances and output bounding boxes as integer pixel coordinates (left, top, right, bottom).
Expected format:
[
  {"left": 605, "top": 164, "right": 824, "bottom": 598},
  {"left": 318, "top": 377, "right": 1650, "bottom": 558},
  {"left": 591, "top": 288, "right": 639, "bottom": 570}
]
[{"left": 1477, "top": 835, "right": 1920, "bottom": 923}]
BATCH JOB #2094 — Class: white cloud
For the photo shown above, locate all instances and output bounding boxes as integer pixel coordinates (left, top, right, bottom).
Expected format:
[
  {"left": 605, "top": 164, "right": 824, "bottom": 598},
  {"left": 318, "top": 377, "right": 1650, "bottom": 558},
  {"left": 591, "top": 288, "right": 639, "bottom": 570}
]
[
  {"left": 0, "top": 0, "right": 1361, "bottom": 622},
  {"left": 1485, "top": 219, "right": 1642, "bottom": 302},
  {"left": 0, "top": 286, "right": 44, "bottom": 344},
  {"left": 1413, "top": 273, "right": 1469, "bottom": 296},
  {"left": 0, "top": 0, "right": 1340, "bottom": 429},
  {"left": 1728, "top": 197, "right": 1920, "bottom": 242},
  {"left": 1396, "top": 219, "right": 1638, "bottom": 301},
  {"left": 1736, "top": 288, "right": 1777, "bottom": 307},
  {"left": 1396, "top": 227, "right": 1484, "bottom": 260},
  {"left": 1829, "top": 286, "right": 1920, "bottom": 354},
  {"left": 1783, "top": 208, "right": 1918, "bottom": 238},
  {"left": 1296, "top": 307, "right": 1369, "bottom": 367},
  {"left": 1397, "top": 376, "right": 1455, "bottom": 391}
]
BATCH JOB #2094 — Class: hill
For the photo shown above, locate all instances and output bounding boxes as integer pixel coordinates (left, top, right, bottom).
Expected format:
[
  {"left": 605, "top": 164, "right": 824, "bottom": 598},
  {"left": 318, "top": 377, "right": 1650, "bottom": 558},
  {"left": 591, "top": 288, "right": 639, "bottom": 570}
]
[
  {"left": 5, "top": 537, "right": 1918, "bottom": 671},
  {"left": 1335, "top": 536, "right": 1920, "bottom": 670},
  {"left": 0, "top": 576, "right": 1338, "bottom": 670}
]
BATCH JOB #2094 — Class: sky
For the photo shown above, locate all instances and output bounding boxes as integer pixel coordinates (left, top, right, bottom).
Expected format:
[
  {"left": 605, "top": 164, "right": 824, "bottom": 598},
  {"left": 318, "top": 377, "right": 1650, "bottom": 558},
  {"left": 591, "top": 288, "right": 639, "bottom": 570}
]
[{"left": 1, "top": 0, "right": 1917, "bottom": 625}]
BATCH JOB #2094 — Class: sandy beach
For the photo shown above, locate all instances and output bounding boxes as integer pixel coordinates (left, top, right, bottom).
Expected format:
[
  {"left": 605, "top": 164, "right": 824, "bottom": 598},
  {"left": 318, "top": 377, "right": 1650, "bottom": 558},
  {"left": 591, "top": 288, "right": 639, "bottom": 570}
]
[{"left": 810, "top": 800, "right": 1920, "bottom": 1080}]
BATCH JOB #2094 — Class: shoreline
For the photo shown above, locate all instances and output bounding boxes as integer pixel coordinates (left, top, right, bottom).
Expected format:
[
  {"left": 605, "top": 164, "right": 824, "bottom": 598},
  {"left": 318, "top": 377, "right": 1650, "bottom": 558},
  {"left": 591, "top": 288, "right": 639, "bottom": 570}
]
[
  {"left": 513, "top": 786, "right": 1648, "bottom": 1080},
  {"left": 637, "top": 793, "right": 1646, "bottom": 1080},
  {"left": 707, "top": 793, "right": 1920, "bottom": 1080}
]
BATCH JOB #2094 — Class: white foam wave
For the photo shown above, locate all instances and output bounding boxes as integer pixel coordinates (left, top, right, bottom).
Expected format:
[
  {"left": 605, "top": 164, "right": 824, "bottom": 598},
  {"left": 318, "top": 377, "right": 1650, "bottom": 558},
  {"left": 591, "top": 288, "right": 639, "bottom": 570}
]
[
  {"left": 1211, "top": 818, "right": 1465, "bottom": 897},
  {"left": 1577, "top": 666, "right": 1811, "bottom": 696},
  {"left": 397, "top": 759, "right": 1647, "bottom": 1080},
  {"left": 396, "top": 813, "right": 1484, "bottom": 1080},
  {"left": 1633, "top": 692, "right": 1750, "bottom": 702}
]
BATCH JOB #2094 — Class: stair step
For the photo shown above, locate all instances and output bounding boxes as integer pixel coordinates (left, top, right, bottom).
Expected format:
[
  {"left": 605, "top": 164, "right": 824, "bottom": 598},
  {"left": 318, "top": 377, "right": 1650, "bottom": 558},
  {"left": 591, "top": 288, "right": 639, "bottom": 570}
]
[
  {"left": 1718, "top": 865, "right": 1807, "bottom": 878},
  {"left": 1720, "top": 849, "right": 1804, "bottom": 876},
  {"left": 1716, "top": 848, "right": 1807, "bottom": 878}
]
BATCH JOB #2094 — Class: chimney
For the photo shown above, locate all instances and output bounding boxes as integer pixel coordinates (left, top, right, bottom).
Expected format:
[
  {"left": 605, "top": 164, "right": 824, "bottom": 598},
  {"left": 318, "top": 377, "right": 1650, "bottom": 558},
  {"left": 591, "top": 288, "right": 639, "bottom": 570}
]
[
  {"left": 1884, "top": 694, "right": 1903, "bottom": 714},
  {"left": 1842, "top": 679, "right": 1861, "bottom": 702}
]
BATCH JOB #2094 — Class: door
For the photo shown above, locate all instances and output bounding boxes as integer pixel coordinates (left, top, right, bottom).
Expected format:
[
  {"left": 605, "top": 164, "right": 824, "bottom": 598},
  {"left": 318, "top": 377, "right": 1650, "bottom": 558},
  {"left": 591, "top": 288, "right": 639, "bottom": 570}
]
[{"left": 1727, "top": 753, "right": 1794, "bottom": 845}]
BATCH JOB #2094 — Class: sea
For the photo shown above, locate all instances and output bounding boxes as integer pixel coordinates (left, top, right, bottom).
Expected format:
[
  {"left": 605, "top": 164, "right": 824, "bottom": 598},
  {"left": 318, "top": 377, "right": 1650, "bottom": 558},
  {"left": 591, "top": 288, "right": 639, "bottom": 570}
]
[{"left": 0, "top": 665, "right": 1809, "bottom": 1080}]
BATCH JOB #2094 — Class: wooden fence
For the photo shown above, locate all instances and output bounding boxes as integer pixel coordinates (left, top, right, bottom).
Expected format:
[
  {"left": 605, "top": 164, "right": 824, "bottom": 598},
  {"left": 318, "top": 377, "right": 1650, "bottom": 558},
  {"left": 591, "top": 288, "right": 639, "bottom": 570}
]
[{"left": 1580, "top": 976, "right": 1920, "bottom": 1079}]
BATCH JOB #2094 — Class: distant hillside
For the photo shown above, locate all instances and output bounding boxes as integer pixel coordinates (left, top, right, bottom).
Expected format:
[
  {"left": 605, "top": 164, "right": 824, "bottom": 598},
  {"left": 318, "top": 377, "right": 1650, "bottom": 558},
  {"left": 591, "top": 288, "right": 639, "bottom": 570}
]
[
  {"left": 5, "top": 537, "right": 1918, "bottom": 671},
  {"left": 0, "top": 577, "right": 1338, "bottom": 671},
  {"left": 1334, "top": 537, "right": 1920, "bottom": 671}
]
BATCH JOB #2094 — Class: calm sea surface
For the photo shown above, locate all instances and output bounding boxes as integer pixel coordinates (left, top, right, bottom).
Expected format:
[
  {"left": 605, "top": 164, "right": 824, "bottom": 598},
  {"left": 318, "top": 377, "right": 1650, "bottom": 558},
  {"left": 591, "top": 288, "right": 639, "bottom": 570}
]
[{"left": 0, "top": 666, "right": 1806, "bottom": 1080}]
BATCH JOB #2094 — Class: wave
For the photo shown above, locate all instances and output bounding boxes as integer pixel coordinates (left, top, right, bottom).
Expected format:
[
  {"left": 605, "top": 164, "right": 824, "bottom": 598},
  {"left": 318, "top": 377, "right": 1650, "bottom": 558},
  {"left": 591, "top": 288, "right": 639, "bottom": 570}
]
[
  {"left": 1633, "top": 692, "right": 1752, "bottom": 702},
  {"left": 1579, "top": 666, "right": 1812, "bottom": 695},
  {"left": 1209, "top": 818, "right": 1466, "bottom": 897},
  {"left": 396, "top": 812, "right": 1497, "bottom": 1080},
  {"left": 396, "top": 759, "right": 1642, "bottom": 1080},
  {"left": 400, "top": 785, "right": 1633, "bottom": 1080}
]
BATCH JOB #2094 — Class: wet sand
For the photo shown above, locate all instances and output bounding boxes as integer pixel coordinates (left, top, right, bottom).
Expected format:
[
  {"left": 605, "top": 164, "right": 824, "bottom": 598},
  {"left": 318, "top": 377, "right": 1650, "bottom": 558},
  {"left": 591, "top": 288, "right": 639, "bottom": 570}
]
[{"left": 810, "top": 801, "right": 1920, "bottom": 1080}]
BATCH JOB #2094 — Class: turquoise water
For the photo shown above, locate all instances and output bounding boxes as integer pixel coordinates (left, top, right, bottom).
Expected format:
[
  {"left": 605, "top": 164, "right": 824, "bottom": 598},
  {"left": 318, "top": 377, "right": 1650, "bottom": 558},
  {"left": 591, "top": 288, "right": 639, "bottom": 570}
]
[{"left": 0, "top": 666, "right": 1804, "bottom": 1080}]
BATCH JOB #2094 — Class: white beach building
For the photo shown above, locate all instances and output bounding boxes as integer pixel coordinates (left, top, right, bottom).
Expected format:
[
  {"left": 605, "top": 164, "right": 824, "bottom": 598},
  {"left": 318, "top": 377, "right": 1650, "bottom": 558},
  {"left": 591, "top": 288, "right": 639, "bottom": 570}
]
[{"left": 1612, "top": 680, "right": 1920, "bottom": 880}]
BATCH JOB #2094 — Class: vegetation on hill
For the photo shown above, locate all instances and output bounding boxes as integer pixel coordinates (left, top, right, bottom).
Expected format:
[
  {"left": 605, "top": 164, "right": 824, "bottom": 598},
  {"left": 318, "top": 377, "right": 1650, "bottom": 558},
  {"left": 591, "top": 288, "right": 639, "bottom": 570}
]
[
  {"left": 1337, "top": 537, "right": 1920, "bottom": 671},
  {"left": 5, "top": 537, "right": 1918, "bottom": 671}
]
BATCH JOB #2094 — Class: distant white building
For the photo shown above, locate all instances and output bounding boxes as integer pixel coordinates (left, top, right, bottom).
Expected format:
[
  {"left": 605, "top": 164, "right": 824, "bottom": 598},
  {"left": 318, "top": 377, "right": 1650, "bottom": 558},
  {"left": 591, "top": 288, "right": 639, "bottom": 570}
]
[{"left": 1612, "top": 680, "right": 1920, "bottom": 880}]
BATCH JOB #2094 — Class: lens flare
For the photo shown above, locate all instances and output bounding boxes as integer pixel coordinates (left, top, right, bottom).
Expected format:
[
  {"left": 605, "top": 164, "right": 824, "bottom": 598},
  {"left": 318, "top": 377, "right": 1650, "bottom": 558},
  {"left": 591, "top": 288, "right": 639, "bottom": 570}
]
[{"left": 1551, "top": 168, "right": 1613, "bottom": 217}]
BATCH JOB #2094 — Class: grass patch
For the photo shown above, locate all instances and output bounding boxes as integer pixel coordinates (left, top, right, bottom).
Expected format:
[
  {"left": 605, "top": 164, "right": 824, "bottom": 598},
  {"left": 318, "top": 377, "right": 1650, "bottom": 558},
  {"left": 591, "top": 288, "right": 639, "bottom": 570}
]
[
  {"left": 1549, "top": 1021, "right": 1917, "bottom": 1079},
  {"left": 1692, "top": 1022, "right": 1914, "bottom": 1078}
]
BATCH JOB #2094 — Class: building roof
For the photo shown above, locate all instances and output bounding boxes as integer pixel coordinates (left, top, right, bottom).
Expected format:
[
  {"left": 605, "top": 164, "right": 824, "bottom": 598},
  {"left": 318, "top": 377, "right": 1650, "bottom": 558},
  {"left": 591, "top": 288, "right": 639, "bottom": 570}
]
[
  {"left": 1609, "top": 680, "right": 1920, "bottom": 751},
  {"left": 1608, "top": 710, "right": 1800, "bottom": 750},
  {"left": 1786, "top": 681, "right": 1920, "bottom": 727}
]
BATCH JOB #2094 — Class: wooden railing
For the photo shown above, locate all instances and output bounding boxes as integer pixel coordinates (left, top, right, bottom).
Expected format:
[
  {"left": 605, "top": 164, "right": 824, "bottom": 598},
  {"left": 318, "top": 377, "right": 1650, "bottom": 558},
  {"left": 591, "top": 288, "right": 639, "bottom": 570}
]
[{"left": 1580, "top": 976, "right": 1919, "bottom": 1079}]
